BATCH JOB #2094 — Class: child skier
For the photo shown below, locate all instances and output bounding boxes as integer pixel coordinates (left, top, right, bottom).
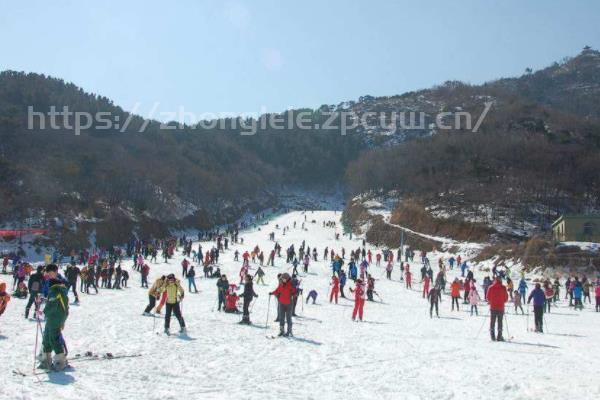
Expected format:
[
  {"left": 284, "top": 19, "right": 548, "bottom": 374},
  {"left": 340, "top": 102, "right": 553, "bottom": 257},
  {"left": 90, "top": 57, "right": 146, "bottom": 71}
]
[
  {"left": 469, "top": 288, "right": 480, "bottom": 316},
  {"left": 349, "top": 278, "right": 366, "bottom": 321},
  {"left": 513, "top": 290, "right": 524, "bottom": 314},
  {"left": 330, "top": 275, "right": 340, "bottom": 304}
]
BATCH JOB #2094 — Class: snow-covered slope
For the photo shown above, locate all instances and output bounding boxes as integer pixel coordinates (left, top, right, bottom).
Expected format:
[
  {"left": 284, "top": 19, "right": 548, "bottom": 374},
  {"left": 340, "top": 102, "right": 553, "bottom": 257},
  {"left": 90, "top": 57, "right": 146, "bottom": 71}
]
[{"left": 1, "top": 211, "right": 598, "bottom": 400}]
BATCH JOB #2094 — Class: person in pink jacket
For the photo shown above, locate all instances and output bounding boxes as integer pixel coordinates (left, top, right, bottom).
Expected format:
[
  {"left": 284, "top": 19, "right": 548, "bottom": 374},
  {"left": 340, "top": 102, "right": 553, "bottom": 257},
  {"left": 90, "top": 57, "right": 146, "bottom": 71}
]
[{"left": 468, "top": 288, "right": 481, "bottom": 316}]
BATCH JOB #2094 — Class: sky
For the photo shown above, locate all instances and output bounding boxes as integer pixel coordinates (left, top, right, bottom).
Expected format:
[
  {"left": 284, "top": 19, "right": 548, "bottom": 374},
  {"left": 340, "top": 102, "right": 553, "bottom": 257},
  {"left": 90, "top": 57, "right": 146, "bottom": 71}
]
[{"left": 1, "top": 0, "right": 599, "bottom": 120}]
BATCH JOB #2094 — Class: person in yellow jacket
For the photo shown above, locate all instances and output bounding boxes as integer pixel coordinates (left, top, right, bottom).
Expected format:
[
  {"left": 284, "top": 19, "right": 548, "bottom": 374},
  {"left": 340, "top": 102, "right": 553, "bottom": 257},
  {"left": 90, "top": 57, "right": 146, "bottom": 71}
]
[{"left": 161, "top": 274, "right": 186, "bottom": 335}]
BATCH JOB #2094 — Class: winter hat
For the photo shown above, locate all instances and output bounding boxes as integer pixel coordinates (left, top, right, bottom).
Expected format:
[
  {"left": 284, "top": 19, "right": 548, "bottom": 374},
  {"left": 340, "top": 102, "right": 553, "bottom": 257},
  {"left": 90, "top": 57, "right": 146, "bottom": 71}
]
[
  {"left": 281, "top": 273, "right": 291, "bottom": 280},
  {"left": 167, "top": 273, "right": 175, "bottom": 280}
]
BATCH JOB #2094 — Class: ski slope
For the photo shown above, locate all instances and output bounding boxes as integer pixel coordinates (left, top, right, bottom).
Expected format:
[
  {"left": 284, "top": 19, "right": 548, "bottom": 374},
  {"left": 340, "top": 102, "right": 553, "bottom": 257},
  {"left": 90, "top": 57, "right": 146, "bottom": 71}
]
[{"left": 1, "top": 211, "right": 598, "bottom": 400}]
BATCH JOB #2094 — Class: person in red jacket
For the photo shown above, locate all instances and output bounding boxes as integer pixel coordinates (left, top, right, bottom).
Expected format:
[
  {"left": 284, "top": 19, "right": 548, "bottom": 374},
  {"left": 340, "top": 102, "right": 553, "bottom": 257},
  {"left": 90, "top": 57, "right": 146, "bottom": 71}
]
[
  {"left": 450, "top": 278, "right": 461, "bottom": 311},
  {"left": 487, "top": 276, "right": 509, "bottom": 341},
  {"left": 329, "top": 275, "right": 340, "bottom": 304},
  {"left": 270, "top": 273, "right": 296, "bottom": 336},
  {"left": 350, "top": 278, "right": 366, "bottom": 321}
]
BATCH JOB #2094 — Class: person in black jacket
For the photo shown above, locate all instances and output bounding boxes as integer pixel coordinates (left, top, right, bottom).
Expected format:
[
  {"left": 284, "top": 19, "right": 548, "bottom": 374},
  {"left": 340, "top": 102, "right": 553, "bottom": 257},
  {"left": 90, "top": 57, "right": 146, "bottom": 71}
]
[
  {"left": 25, "top": 265, "right": 44, "bottom": 318},
  {"left": 65, "top": 264, "right": 80, "bottom": 303},
  {"left": 240, "top": 274, "right": 258, "bottom": 324},
  {"left": 216, "top": 275, "right": 229, "bottom": 311}
]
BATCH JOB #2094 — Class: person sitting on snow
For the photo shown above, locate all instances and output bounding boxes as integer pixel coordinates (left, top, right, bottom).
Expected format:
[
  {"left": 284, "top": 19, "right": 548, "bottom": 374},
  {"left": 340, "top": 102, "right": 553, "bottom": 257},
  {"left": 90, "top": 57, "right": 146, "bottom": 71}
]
[
  {"left": 225, "top": 284, "right": 240, "bottom": 313},
  {"left": 13, "top": 281, "right": 28, "bottom": 299}
]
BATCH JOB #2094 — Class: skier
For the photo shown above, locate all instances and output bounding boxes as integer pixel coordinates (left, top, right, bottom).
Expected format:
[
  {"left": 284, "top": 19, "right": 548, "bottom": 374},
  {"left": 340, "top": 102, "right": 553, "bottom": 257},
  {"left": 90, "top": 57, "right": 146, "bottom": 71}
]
[
  {"left": 422, "top": 275, "right": 431, "bottom": 299},
  {"left": 254, "top": 266, "right": 266, "bottom": 285},
  {"left": 143, "top": 276, "right": 165, "bottom": 315},
  {"left": 305, "top": 289, "right": 318, "bottom": 304},
  {"left": 161, "top": 274, "right": 186, "bottom": 335},
  {"left": 487, "top": 277, "right": 508, "bottom": 341},
  {"left": 270, "top": 273, "right": 296, "bottom": 336},
  {"left": 339, "top": 269, "right": 347, "bottom": 298},
  {"left": 0, "top": 281, "right": 11, "bottom": 319},
  {"left": 329, "top": 274, "right": 340, "bottom": 304},
  {"left": 385, "top": 260, "right": 393, "bottom": 280},
  {"left": 527, "top": 283, "right": 545, "bottom": 333},
  {"left": 39, "top": 264, "right": 69, "bottom": 370},
  {"left": 513, "top": 290, "right": 524, "bottom": 314},
  {"left": 366, "top": 274, "right": 375, "bottom": 301},
  {"left": 518, "top": 278, "right": 528, "bottom": 303},
  {"left": 469, "top": 288, "right": 481, "bottom": 316},
  {"left": 240, "top": 275, "right": 258, "bottom": 324},
  {"left": 428, "top": 285, "right": 441, "bottom": 318},
  {"left": 25, "top": 265, "right": 44, "bottom": 319},
  {"left": 65, "top": 264, "right": 80, "bottom": 303},
  {"left": 349, "top": 278, "right": 366, "bottom": 321},
  {"left": 187, "top": 265, "right": 198, "bottom": 293},
  {"left": 450, "top": 278, "right": 461, "bottom": 311},
  {"left": 141, "top": 264, "right": 150, "bottom": 288},
  {"left": 216, "top": 275, "right": 229, "bottom": 311},
  {"left": 595, "top": 283, "right": 600, "bottom": 312}
]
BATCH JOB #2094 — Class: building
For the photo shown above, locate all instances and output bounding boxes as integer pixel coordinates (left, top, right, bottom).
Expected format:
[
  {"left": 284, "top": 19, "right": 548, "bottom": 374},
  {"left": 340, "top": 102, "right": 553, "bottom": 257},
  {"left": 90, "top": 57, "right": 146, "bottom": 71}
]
[{"left": 552, "top": 215, "right": 600, "bottom": 242}]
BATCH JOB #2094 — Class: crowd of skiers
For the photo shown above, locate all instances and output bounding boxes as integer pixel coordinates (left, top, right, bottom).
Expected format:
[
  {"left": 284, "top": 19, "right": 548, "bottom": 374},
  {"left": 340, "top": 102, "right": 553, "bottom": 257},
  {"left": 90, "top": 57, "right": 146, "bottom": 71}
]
[{"left": 2, "top": 212, "right": 600, "bottom": 371}]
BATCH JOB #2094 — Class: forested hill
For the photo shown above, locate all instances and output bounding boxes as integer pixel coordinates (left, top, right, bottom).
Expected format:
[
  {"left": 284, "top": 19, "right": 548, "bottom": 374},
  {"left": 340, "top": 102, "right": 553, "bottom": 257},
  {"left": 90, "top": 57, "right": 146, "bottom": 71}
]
[
  {"left": 0, "top": 71, "right": 364, "bottom": 237},
  {"left": 344, "top": 48, "right": 600, "bottom": 229},
  {"left": 1, "top": 48, "right": 600, "bottom": 246}
]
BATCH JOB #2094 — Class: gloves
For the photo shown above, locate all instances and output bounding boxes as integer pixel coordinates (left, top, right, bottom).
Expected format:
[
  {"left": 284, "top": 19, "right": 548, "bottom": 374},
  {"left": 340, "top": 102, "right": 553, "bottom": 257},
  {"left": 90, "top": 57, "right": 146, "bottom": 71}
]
[{"left": 254, "top": 294, "right": 258, "bottom": 298}]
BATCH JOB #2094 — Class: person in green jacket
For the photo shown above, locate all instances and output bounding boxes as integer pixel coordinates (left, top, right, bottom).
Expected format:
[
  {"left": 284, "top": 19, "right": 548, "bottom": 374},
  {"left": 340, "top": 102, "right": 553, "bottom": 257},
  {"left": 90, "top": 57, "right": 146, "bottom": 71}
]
[{"left": 40, "top": 264, "right": 69, "bottom": 370}]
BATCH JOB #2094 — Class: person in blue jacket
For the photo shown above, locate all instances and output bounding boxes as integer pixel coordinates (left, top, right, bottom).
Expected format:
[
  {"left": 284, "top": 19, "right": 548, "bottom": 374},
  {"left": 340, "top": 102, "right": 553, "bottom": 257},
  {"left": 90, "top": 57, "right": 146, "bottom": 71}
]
[
  {"left": 527, "top": 283, "right": 546, "bottom": 333},
  {"left": 339, "top": 269, "right": 347, "bottom": 298},
  {"left": 348, "top": 261, "right": 357, "bottom": 281},
  {"left": 518, "top": 279, "right": 528, "bottom": 301},
  {"left": 460, "top": 261, "right": 468, "bottom": 277},
  {"left": 572, "top": 279, "right": 584, "bottom": 310}
]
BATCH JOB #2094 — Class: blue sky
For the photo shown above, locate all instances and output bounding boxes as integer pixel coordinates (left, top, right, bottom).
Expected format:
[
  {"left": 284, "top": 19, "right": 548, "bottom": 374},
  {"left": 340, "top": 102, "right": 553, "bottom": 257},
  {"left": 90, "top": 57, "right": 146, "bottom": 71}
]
[{"left": 1, "top": 0, "right": 599, "bottom": 119}]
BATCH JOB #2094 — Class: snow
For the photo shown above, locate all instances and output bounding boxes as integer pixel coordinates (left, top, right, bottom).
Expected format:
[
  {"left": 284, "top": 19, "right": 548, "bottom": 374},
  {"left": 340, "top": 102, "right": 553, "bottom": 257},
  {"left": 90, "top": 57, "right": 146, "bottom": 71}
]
[{"left": 1, "top": 210, "right": 599, "bottom": 399}]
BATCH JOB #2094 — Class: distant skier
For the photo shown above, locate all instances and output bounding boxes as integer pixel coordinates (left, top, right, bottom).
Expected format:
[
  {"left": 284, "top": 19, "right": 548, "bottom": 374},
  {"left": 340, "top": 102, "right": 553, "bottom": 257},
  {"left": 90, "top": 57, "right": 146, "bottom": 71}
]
[
  {"left": 330, "top": 275, "right": 340, "bottom": 304},
  {"left": 216, "top": 275, "right": 229, "bottom": 312},
  {"left": 428, "top": 285, "right": 441, "bottom": 318},
  {"left": 349, "top": 278, "right": 366, "bottom": 321},
  {"left": 528, "top": 283, "right": 545, "bottom": 333},
  {"left": 306, "top": 289, "right": 318, "bottom": 304}
]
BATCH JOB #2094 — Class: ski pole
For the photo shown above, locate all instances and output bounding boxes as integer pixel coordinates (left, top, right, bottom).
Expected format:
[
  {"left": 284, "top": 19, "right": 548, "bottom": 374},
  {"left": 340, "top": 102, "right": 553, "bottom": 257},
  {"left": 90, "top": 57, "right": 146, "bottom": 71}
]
[
  {"left": 33, "top": 314, "right": 41, "bottom": 373},
  {"left": 152, "top": 312, "right": 157, "bottom": 334},
  {"left": 504, "top": 313, "right": 510, "bottom": 339},
  {"left": 265, "top": 295, "right": 272, "bottom": 329},
  {"left": 526, "top": 304, "right": 529, "bottom": 332}
]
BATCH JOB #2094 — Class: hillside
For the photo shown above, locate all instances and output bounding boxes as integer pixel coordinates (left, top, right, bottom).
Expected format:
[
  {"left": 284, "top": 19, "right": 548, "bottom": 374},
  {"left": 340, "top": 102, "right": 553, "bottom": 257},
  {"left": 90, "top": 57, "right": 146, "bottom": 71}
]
[{"left": 2, "top": 48, "right": 600, "bottom": 249}]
